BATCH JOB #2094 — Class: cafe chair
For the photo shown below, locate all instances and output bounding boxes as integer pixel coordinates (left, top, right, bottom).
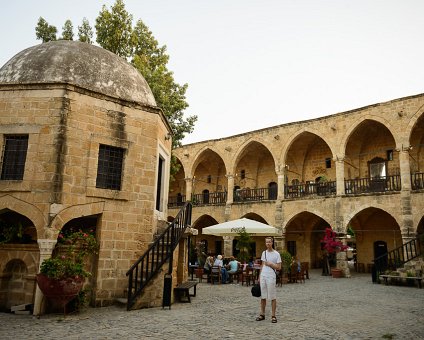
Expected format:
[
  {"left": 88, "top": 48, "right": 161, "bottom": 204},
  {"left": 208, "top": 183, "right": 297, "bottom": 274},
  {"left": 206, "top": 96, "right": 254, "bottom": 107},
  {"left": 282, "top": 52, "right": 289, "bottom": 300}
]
[
  {"left": 210, "top": 266, "right": 222, "bottom": 284},
  {"left": 195, "top": 268, "right": 208, "bottom": 283},
  {"left": 241, "top": 267, "right": 254, "bottom": 286}
]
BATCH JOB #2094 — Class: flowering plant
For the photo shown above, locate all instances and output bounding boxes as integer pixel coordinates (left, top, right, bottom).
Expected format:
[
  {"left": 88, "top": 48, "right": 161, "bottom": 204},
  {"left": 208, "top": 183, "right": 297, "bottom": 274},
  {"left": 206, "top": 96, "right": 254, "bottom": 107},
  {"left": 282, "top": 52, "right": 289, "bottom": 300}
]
[
  {"left": 321, "top": 227, "right": 348, "bottom": 254},
  {"left": 40, "top": 229, "right": 98, "bottom": 280}
]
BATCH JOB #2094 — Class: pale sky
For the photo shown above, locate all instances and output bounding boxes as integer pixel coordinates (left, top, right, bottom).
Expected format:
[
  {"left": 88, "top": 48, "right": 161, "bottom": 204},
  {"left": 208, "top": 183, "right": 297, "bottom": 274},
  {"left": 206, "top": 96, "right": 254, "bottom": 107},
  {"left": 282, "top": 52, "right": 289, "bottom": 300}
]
[{"left": 1, "top": 1, "right": 423, "bottom": 145}]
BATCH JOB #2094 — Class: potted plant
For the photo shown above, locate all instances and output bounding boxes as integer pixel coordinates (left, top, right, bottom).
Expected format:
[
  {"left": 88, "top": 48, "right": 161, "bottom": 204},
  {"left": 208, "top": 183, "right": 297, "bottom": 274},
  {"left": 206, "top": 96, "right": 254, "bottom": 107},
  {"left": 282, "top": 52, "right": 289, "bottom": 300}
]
[
  {"left": 37, "top": 229, "right": 98, "bottom": 310},
  {"left": 236, "top": 228, "right": 253, "bottom": 263},
  {"left": 320, "top": 227, "right": 348, "bottom": 277}
]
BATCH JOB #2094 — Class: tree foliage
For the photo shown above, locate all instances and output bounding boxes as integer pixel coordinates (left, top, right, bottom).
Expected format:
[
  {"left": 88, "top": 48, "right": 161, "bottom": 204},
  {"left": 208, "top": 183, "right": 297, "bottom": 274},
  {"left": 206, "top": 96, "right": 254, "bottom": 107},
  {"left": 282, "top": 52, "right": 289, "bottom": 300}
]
[
  {"left": 78, "top": 18, "right": 94, "bottom": 44},
  {"left": 61, "top": 20, "right": 74, "bottom": 40},
  {"left": 95, "top": 0, "right": 134, "bottom": 59},
  {"left": 34, "top": 0, "right": 196, "bottom": 149},
  {"left": 35, "top": 17, "right": 57, "bottom": 43},
  {"left": 95, "top": 0, "right": 197, "bottom": 148}
]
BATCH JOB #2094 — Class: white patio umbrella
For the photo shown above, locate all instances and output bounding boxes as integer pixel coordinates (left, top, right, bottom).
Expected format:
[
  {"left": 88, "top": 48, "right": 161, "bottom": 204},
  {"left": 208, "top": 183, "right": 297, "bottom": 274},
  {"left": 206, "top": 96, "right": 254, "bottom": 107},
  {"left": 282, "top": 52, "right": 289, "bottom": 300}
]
[{"left": 202, "top": 218, "right": 280, "bottom": 237}]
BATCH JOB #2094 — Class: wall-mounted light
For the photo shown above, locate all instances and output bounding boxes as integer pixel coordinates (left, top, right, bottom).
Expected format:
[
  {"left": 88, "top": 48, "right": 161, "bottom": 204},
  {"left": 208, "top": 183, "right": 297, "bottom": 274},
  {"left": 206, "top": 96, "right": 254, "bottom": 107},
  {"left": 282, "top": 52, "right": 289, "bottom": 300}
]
[{"left": 165, "top": 133, "right": 172, "bottom": 141}]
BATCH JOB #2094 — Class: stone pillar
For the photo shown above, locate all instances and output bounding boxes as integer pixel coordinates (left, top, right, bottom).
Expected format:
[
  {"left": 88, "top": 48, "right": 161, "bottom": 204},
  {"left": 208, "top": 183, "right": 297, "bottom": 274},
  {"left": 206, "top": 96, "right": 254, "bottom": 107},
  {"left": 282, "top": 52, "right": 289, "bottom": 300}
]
[
  {"left": 399, "top": 149, "right": 411, "bottom": 191},
  {"left": 33, "top": 239, "right": 57, "bottom": 316},
  {"left": 277, "top": 171, "right": 285, "bottom": 200},
  {"left": 185, "top": 177, "right": 193, "bottom": 201},
  {"left": 226, "top": 174, "right": 234, "bottom": 204},
  {"left": 223, "top": 236, "right": 234, "bottom": 257},
  {"left": 399, "top": 149, "right": 413, "bottom": 238},
  {"left": 335, "top": 157, "right": 345, "bottom": 196},
  {"left": 337, "top": 251, "right": 350, "bottom": 278}
]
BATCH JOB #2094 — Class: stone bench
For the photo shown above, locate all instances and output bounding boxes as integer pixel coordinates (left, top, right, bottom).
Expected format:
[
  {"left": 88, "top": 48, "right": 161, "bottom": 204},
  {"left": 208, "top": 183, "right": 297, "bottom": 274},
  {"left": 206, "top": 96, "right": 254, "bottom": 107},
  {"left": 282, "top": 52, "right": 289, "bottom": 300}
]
[
  {"left": 380, "top": 274, "right": 422, "bottom": 288},
  {"left": 174, "top": 281, "right": 198, "bottom": 303}
]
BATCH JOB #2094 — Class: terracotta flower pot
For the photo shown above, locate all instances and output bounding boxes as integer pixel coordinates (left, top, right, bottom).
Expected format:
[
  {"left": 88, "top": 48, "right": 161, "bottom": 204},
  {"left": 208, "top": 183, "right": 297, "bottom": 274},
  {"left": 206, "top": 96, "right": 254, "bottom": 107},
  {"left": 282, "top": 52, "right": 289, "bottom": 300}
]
[
  {"left": 36, "top": 274, "right": 84, "bottom": 307},
  {"left": 331, "top": 268, "right": 343, "bottom": 278}
]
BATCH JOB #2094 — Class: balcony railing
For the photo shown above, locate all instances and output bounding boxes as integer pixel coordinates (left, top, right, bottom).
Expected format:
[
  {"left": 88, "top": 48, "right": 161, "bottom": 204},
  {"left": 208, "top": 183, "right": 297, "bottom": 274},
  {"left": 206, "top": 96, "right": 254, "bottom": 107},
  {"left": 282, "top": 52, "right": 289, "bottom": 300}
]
[
  {"left": 169, "top": 175, "right": 405, "bottom": 207},
  {"left": 168, "top": 194, "right": 187, "bottom": 208},
  {"left": 234, "top": 187, "right": 277, "bottom": 202},
  {"left": 284, "top": 181, "right": 336, "bottom": 199},
  {"left": 344, "top": 175, "right": 400, "bottom": 195},
  {"left": 411, "top": 172, "right": 424, "bottom": 190},
  {"left": 192, "top": 191, "right": 227, "bottom": 206}
]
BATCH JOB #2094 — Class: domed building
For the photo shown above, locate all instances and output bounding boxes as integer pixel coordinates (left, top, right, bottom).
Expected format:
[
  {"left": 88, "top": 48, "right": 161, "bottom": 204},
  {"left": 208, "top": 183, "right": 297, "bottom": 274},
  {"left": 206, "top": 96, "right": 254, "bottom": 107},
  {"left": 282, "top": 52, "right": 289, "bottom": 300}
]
[{"left": 0, "top": 41, "right": 178, "bottom": 313}]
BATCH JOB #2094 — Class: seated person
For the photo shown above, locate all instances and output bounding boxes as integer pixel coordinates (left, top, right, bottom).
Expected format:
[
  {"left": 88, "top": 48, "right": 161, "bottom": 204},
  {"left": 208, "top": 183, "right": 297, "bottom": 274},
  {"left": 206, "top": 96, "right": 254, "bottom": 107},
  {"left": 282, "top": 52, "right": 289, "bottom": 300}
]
[
  {"left": 203, "top": 256, "right": 213, "bottom": 277},
  {"left": 292, "top": 256, "right": 301, "bottom": 272},
  {"left": 227, "top": 256, "right": 239, "bottom": 282},
  {"left": 214, "top": 254, "right": 229, "bottom": 283}
]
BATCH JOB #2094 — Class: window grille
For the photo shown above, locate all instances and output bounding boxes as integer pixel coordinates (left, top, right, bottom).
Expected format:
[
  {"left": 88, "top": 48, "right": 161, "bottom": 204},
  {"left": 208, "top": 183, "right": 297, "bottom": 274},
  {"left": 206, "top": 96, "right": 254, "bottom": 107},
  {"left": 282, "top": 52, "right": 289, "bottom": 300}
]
[
  {"left": 96, "top": 144, "right": 125, "bottom": 190},
  {"left": 1, "top": 135, "right": 28, "bottom": 180}
]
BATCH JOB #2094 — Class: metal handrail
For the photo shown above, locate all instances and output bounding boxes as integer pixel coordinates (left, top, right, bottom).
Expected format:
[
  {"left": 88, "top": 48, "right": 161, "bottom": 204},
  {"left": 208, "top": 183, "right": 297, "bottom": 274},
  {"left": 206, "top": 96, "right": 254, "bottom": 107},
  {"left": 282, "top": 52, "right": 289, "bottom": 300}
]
[
  {"left": 126, "top": 202, "right": 192, "bottom": 310},
  {"left": 374, "top": 237, "right": 422, "bottom": 282},
  {"left": 284, "top": 181, "right": 336, "bottom": 199}
]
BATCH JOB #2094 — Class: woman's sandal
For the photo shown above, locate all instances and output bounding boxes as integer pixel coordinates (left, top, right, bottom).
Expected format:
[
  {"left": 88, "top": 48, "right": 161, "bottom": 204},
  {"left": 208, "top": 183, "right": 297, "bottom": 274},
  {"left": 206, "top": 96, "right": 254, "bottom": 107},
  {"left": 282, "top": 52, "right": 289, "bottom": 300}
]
[
  {"left": 271, "top": 316, "right": 277, "bottom": 323},
  {"left": 256, "top": 314, "right": 265, "bottom": 321}
]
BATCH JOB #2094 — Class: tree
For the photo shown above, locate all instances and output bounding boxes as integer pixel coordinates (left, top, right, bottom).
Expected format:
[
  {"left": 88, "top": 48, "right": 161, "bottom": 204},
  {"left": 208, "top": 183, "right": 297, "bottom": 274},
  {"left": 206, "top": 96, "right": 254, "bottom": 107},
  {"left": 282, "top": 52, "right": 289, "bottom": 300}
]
[
  {"left": 95, "top": 0, "right": 197, "bottom": 148},
  {"left": 34, "top": 0, "right": 197, "bottom": 149},
  {"left": 132, "top": 19, "right": 196, "bottom": 148},
  {"left": 61, "top": 20, "right": 74, "bottom": 40},
  {"left": 236, "top": 228, "right": 253, "bottom": 263},
  {"left": 95, "top": 0, "right": 134, "bottom": 59},
  {"left": 78, "top": 18, "right": 94, "bottom": 44},
  {"left": 35, "top": 17, "right": 57, "bottom": 42}
]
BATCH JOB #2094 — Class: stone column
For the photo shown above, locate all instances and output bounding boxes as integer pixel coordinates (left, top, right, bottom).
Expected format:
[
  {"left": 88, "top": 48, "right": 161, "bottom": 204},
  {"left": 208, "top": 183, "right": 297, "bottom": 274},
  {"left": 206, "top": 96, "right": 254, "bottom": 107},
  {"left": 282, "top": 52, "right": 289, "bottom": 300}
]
[
  {"left": 33, "top": 239, "right": 57, "bottom": 316},
  {"left": 277, "top": 171, "right": 285, "bottom": 200},
  {"left": 226, "top": 174, "right": 234, "bottom": 204},
  {"left": 223, "top": 236, "right": 234, "bottom": 257},
  {"left": 185, "top": 177, "right": 193, "bottom": 201},
  {"left": 398, "top": 148, "right": 414, "bottom": 243},
  {"left": 335, "top": 156, "right": 345, "bottom": 196},
  {"left": 399, "top": 149, "right": 411, "bottom": 191}
]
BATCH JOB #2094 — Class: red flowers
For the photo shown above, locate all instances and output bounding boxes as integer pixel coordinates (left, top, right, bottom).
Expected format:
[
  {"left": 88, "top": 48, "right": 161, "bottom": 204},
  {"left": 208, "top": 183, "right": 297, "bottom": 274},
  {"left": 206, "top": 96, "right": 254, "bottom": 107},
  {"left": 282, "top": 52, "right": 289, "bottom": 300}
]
[{"left": 321, "top": 227, "right": 348, "bottom": 254}]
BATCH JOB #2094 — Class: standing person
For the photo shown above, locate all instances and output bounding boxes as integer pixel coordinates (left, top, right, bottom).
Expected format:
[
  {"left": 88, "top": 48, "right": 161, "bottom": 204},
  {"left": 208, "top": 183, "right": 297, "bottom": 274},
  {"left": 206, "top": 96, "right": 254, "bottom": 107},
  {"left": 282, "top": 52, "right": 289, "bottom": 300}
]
[{"left": 256, "top": 236, "right": 281, "bottom": 323}]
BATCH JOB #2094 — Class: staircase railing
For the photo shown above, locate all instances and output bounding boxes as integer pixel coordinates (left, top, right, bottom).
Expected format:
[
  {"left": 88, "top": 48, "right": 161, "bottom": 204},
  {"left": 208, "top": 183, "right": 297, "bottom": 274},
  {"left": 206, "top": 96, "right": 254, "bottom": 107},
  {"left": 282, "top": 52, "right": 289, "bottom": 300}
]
[
  {"left": 126, "top": 202, "right": 192, "bottom": 310},
  {"left": 374, "top": 237, "right": 422, "bottom": 281}
]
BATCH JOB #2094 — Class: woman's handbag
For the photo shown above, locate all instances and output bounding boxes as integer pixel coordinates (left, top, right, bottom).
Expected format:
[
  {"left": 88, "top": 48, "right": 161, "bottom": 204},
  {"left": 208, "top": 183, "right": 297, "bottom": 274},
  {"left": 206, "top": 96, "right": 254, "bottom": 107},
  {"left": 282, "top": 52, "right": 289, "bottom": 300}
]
[{"left": 251, "top": 283, "right": 261, "bottom": 297}]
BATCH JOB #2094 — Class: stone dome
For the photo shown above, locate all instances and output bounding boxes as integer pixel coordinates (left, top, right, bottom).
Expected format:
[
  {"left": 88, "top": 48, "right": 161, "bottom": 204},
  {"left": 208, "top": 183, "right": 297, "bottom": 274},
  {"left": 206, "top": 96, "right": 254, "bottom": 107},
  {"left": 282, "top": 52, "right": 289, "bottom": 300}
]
[{"left": 0, "top": 40, "right": 156, "bottom": 106}]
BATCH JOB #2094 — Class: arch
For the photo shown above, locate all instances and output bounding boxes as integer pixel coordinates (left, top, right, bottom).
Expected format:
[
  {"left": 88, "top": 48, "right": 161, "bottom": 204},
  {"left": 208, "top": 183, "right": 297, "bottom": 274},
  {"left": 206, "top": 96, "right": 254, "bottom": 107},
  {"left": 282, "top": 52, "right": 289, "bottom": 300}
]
[
  {"left": 406, "top": 102, "right": 424, "bottom": 142},
  {"left": 344, "top": 205, "right": 402, "bottom": 233},
  {"left": 283, "top": 209, "right": 333, "bottom": 232},
  {"left": 279, "top": 127, "right": 335, "bottom": 164},
  {"left": 0, "top": 195, "right": 46, "bottom": 238},
  {"left": 0, "top": 245, "right": 39, "bottom": 276},
  {"left": 190, "top": 146, "right": 228, "bottom": 177},
  {"left": 231, "top": 138, "right": 277, "bottom": 175},
  {"left": 339, "top": 116, "right": 399, "bottom": 156},
  {"left": 49, "top": 201, "right": 105, "bottom": 235}
]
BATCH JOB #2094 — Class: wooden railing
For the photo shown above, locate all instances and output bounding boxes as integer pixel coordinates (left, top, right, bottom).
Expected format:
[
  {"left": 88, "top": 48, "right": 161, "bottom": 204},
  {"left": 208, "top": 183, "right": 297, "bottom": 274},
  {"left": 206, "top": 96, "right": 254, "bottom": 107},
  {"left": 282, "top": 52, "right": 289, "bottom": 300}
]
[
  {"left": 192, "top": 191, "right": 227, "bottom": 206},
  {"left": 284, "top": 181, "right": 336, "bottom": 199},
  {"left": 169, "top": 174, "right": 405, "bottom": 207},
  {"left": 344, "top": 175, "right": 400, "bottom": 195},
  {"left": 411, "top": 172, "right": 424, "bottom": 190},
  {"left": 168, "top": 194, "right": 186, "bottom": 208},
  {"left": 234, "top": 187, "right": 277, "bottom": 202},
  {"left": 126, "top": 202, "right": 192, "bottom": 310}
]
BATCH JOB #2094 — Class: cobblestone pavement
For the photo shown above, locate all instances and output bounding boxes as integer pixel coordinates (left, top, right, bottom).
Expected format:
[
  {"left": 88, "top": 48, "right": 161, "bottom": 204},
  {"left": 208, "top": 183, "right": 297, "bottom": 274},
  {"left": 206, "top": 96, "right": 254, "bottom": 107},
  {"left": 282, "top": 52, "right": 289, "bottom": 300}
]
[{"left": 1, "top": 270, "right": 423, "bottom": 340}]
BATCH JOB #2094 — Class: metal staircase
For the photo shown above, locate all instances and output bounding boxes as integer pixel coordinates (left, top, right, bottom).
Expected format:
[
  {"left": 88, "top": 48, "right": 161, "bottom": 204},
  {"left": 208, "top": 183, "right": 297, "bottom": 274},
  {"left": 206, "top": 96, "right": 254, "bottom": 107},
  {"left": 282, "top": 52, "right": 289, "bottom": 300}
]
[
  {"left": 126, "top": 202, "right": 192, "bottom": 310},
  {"left": 374, "top": 237, "right": 422, "bottom": 281}
]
